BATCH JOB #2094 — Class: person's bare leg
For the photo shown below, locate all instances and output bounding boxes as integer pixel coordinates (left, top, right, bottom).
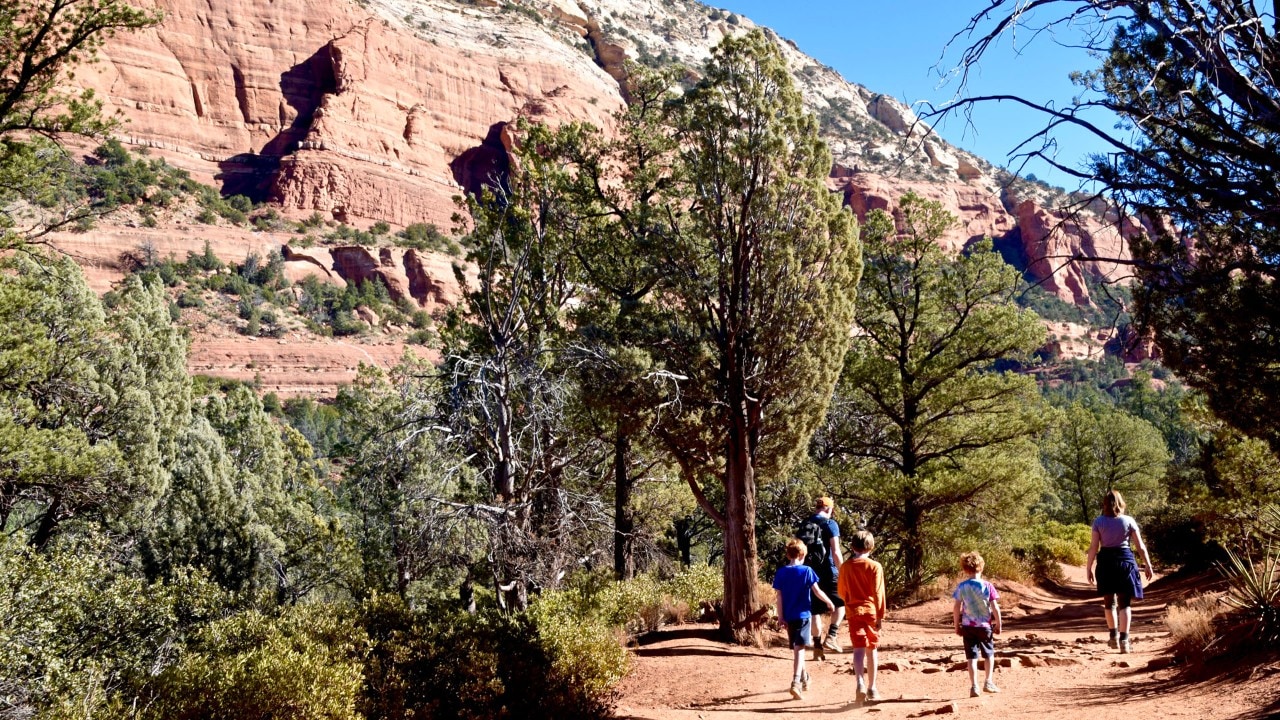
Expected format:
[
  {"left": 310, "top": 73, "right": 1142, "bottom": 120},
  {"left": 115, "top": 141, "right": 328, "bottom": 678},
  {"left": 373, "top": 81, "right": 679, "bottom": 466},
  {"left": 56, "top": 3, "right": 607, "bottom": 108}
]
[
  {"left": 811, "top": 615, "right": 826, "bottom": 659},
  {"left": 790, "top": 646, "right": 805, "bottom": 698},
  {"left": 866, "top": 648, "right": 879, "bottom": 693},
  {"left": 1118, "top": 605, "right": 1132, "bottom": 634},
  {"left": 829, "top": 605, "right": 846, "bottom": 640}
]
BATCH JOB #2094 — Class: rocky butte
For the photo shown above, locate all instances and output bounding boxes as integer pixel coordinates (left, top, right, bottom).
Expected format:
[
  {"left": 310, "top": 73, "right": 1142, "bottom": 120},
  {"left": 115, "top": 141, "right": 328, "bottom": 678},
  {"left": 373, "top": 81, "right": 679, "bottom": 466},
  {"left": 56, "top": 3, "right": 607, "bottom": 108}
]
[{"left": 53, "top": 0, "right": 1141, "bottom": 394}]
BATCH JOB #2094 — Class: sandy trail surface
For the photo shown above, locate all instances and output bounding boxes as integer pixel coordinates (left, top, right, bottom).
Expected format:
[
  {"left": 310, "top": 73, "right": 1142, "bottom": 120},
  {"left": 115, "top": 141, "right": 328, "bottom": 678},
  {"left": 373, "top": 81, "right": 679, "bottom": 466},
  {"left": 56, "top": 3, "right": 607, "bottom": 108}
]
[{"left": 614, "top": 566, "right": 1280, "bottom": 720}]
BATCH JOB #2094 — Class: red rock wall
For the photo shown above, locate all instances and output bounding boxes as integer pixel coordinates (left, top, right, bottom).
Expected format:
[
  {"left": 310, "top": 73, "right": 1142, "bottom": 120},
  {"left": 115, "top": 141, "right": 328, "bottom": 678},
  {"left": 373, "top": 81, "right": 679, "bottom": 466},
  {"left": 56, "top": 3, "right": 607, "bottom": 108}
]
[
  {"left": 831, "top": 171, "right": 1133, "bottom": 304},
  {"left": 85, "top": 0, "right": 624, "bottom": 228}
]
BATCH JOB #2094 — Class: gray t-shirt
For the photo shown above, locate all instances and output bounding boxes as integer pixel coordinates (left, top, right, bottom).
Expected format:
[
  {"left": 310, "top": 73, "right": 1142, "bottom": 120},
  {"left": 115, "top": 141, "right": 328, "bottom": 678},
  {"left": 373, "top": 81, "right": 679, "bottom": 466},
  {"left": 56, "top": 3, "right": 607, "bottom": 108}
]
[{"left": 1092, "top": 514, "right": 1138, "bottom": 548}]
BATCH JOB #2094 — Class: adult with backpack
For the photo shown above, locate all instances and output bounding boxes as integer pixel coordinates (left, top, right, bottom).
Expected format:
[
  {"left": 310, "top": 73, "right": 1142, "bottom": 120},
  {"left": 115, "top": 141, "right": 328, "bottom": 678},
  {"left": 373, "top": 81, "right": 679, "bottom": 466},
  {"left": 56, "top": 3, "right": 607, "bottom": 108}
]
[{"left": 796, "top": 496, "right": 846, "bottom": 656}]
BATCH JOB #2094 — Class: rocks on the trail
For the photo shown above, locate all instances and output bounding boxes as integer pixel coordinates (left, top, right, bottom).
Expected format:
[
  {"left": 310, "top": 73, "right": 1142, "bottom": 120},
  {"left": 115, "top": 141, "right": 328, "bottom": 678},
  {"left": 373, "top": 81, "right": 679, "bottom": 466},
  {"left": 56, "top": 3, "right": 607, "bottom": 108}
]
[
  {"left": 879, "top": 661, "right": 907, "bottom": 671},
  {"left": 908, "top": 704, "right": 959, "bottom": 718},
  {"left": 1146, "top": 656, "right": 1179, "bottom": 671},
  {"left": 1019, "top": 655, "right": 1047, "bottom": 668},
  {"left": 1041, "top": 657, "right": 1082, "bottom": 667},
  {"left": 1114, "top": 660, "right": 1132, "bottom": 668},
  {"left": 921, "top": 666, "right": 943, "bottom": 674},
  {"left": 948, "top": 658, "right": 1001, "bottom": 672}
]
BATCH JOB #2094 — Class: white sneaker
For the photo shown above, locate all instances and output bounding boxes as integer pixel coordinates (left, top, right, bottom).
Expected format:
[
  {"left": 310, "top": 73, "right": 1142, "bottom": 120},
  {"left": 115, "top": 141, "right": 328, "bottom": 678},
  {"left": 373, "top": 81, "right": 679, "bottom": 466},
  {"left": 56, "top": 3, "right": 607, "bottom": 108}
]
[{"left": 823, "top": 632, "right": 842, "bottom": 653}]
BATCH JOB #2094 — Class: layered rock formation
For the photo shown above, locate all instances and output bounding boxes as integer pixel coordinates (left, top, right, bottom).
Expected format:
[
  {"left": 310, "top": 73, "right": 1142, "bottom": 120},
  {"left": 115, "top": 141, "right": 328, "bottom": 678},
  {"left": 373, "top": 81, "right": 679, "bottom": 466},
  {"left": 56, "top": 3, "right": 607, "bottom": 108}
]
[
  {"left": 52, "top": 0, "right": 1145, "bottom": 391},
  {"left": 82, "top": 0, "right": 622, "bottom": 228}
]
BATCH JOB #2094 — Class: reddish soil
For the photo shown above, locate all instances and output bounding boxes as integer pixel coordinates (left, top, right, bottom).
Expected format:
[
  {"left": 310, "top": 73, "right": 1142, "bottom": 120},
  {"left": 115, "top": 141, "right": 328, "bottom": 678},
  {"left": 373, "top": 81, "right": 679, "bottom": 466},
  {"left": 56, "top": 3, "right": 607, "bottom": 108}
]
[{"left": 614, "top": 566, "right": 1280, "bottom": 720}]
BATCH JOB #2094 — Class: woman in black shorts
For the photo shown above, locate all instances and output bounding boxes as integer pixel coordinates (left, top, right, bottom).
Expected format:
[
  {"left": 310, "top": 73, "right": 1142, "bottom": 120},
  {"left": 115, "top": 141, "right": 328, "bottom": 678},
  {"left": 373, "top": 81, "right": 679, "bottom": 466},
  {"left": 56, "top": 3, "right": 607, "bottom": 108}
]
[{"left": 1085, "top": 490, "right": 1154, "bottom": 653}]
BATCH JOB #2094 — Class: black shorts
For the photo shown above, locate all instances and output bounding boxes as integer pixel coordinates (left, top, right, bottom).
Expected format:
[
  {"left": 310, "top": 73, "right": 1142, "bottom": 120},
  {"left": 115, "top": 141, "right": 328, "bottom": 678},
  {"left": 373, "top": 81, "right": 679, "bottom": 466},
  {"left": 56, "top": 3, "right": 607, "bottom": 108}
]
[
  {"left": 961, "top": 626, "right": 995, "bottom": 659},
  {"left": 810, "top": 567, "right": 845, "bottom": 614}
]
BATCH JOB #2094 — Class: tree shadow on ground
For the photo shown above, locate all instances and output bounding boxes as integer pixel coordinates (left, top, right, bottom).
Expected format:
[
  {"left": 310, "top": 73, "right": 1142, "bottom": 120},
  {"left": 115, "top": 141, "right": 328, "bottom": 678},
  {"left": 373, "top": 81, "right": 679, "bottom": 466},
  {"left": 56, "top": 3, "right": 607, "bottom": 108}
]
[{"left": 632, "top": 645, "right": 778, "bottom": 661}]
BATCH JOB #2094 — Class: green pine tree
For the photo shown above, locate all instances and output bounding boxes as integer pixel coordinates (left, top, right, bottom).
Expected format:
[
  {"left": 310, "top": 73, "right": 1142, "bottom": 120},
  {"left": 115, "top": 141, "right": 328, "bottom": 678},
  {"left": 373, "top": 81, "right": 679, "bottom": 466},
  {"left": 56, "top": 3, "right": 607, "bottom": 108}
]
[{"left": 817, "top": 194, "right": 1046, "bottom": 593}]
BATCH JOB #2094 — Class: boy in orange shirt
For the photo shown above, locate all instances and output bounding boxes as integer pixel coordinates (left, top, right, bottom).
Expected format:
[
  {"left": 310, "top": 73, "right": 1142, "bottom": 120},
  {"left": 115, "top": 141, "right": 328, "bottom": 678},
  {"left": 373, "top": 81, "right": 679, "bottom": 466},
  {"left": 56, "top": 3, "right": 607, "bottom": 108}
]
[{"left": 837, "top": 530, "right": 886, "bottom": 705}]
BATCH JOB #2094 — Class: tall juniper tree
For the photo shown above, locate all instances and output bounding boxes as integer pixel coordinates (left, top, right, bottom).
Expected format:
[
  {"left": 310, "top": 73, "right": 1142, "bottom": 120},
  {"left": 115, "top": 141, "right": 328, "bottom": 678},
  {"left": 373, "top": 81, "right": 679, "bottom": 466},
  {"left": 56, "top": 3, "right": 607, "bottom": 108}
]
[{"left": 650, "top": 31, "right": 862, "bottom": 642}]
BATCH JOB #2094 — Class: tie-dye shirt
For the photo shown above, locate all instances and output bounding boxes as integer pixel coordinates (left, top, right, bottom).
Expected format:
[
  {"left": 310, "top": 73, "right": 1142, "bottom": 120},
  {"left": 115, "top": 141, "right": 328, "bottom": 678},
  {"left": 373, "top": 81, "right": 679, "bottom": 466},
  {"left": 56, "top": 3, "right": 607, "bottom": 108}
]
[{"left": 952, "top": 578, "right": 1000, "bottom": 628}]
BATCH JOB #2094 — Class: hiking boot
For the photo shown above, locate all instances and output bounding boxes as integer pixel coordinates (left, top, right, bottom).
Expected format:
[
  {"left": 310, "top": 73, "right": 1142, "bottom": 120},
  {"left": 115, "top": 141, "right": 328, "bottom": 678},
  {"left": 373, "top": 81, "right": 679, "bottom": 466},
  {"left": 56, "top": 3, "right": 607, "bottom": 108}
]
[
  {"left": 800, "top": 670, "right": 811, "bottom": 692},
  {"left": 812, "top": 642, "right": 826, "bottom": 661},
  {"left": 823, "top": 631, "right": 842, "bottom": 653},
  {"left": 866, "top": 687, "right": 882, "bottom": 703},
  {"left": 970, "top": 686, "right": 980, "bottom": 698},
  {"left": 1108, "top": 635, "right": 1119, "bottom": 650},
  {"left": 983, "top": 681, "right": 1000, "bottom": 694},
  {"left": 789, "top": 681, "right": 804, "bottom": 700},
  {"left": 855, "top": 680, "right": 866, "bottom": 705},
  {"left": 1120, "top": 638, "right": 1132, "bottom": 654}
]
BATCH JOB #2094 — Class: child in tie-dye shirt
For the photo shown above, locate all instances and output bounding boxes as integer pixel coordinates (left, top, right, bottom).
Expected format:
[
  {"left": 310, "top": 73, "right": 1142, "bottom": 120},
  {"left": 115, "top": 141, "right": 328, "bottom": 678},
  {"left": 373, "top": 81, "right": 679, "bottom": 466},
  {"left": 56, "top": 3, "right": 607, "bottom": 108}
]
[{"left": 952, "top": 551, "right": 1002, "bottom": 699}]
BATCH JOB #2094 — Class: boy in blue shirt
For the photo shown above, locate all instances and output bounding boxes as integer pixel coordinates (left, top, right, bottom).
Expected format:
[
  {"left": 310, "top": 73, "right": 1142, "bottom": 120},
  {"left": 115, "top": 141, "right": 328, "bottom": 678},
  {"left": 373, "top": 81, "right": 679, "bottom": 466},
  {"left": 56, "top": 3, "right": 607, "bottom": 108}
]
[{"left": 774, "top": 537, "right": 837, "bottom": 700}]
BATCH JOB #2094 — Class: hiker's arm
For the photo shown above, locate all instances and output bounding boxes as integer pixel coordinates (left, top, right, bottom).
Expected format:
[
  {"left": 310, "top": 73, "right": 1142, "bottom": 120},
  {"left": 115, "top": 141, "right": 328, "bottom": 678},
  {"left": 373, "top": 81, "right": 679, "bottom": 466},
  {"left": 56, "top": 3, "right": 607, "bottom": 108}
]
[
  {"left": 991, "top": 598, "right": 1002, "bottom": 635},
  {"left": 875, "top": 566, "right": 886, "bottom": 621},
  {"left": 875, "top": 566, "right": 886, "bottom": 630},
  {"left": 1130, "top": 526, "right": 1154, "bottom": 581},
  {"left": 775, "top": 588, "right": 785, "bottom": 619},
  {"left": 812, "top": 583, "right": 835, "bottom": 612},
  {"left": 829, "top": 534, "right": 843, "bottom": 566},
  {"left": 1085, "top": 527, "right": 1101, "bottom": 583},
  {"left": 953, "top": 598, "right": 962, "bottom": 635}
]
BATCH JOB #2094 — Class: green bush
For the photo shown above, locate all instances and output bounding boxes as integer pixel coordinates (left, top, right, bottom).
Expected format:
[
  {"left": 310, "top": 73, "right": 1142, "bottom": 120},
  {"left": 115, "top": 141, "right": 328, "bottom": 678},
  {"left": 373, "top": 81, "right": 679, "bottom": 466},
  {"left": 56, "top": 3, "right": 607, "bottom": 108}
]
[
  {"left": 176, "top": 288, "right": 203, "bottom": 308},
  {"left": 143, "top": 604, "right": 365, "bottom": 720},
  {"left": 186, "top": 240, "right": 225, "bottom": 272},
  {"left": 562, "top": 565, "right": 722, "bottom": 635},
  {"left": 660, "top": 564, "right": 721, "bottom": 620},
  {"left": 0, "top": 536, "right": 226, "bottom": 720},
  {"left": 358, "top": 597, "right": 620, "bottom": 720},
  {"left": 1020, "top": 520, "right": 1091, "bottom": 582}
]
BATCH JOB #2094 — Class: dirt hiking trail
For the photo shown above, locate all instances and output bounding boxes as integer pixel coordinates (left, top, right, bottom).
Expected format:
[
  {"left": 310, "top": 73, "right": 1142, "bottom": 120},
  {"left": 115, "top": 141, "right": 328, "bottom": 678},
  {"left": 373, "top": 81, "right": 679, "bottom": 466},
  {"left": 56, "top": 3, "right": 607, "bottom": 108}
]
[{"left": 614, "top": 566, "right": 1280, "bottom": 720}]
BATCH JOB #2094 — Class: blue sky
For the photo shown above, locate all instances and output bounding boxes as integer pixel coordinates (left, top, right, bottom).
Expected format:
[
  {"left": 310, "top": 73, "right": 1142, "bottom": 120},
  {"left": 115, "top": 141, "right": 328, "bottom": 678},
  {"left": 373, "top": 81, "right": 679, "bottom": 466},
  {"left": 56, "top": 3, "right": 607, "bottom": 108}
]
[{"left": 715, "top": 1, "right": 1112, "bottom": 186}]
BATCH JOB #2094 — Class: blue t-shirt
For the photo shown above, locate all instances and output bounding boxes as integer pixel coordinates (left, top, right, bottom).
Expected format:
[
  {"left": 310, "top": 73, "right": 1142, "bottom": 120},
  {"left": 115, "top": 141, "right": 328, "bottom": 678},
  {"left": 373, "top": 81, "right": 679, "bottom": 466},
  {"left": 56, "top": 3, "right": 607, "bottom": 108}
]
[
  {"left": 1093, "top": 514, "right": 1138, "bottom": 548},
  {"left": 773, "top": 563, "right": 819, "bottom": 622},
  {"left": 953, "top": 578, "right": 1000, "bottom": 628}
]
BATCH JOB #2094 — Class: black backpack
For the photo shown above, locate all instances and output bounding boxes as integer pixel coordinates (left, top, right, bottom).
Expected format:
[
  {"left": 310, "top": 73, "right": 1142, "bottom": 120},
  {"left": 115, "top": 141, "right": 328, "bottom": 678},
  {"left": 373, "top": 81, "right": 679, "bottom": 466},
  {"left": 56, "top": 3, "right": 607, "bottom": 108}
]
[{"left": 795, "top": 516, "right": 828, "bottom": 568}]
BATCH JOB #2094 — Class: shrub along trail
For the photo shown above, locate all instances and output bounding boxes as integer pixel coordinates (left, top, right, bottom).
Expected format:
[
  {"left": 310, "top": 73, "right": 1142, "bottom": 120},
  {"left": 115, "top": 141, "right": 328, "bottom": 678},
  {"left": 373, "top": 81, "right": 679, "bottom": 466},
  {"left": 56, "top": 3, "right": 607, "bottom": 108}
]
[{"left": 614, "top": 565, "right": 1280, "bottom": 720}]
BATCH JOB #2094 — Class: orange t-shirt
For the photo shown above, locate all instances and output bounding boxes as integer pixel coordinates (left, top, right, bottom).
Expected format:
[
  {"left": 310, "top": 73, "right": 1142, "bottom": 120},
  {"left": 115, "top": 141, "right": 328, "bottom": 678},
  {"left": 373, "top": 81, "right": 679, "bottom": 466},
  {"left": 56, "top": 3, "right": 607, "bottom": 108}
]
[{"left": 837, "top": 556, "right": 886, "bottom": 620}]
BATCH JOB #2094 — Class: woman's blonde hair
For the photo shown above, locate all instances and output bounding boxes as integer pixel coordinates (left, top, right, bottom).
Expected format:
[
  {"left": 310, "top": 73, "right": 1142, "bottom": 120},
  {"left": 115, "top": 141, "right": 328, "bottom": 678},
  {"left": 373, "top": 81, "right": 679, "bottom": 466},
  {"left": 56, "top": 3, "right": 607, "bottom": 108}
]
[{"left": 1102, "top": 489, "right": 1127, "bottom": 517}]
